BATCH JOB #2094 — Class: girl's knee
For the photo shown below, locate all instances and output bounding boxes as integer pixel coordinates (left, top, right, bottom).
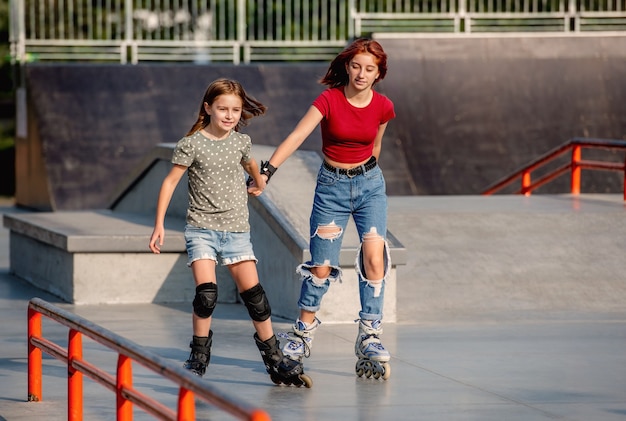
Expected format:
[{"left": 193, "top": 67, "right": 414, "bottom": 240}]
[
  {"left": 311, "top": 266, "right": 332, "bottom": 280},
  {"left": 356, "top": 233, "right": 391, "bottom": 282},
  {"left": 297, "top": 264, "right": 341, "bottom": 284}
]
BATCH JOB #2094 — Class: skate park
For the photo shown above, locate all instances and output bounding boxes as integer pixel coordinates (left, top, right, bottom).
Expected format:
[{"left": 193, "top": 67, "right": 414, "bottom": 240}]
[{"left": 1, "top": 34, "right": 626, "bottom": 420}]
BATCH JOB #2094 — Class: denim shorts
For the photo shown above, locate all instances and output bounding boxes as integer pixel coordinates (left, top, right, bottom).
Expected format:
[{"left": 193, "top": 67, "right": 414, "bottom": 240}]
[{"left": 184, "top": 225, "right": 257, "bottom": 266}]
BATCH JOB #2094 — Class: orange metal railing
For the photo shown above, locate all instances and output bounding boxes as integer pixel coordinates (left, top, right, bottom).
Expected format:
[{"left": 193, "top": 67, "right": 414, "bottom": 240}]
[
  {"left": 27, "top": 297, "right": 271, "bottom": 421},
  {"left": 481, "top": 137, "right": 626, "bottom": 200}
]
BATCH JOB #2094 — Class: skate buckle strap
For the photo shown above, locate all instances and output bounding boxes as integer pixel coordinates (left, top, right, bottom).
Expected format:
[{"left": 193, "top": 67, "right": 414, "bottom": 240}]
[
  {"left": 291, "top": 330, "right": 312, "bottom": 358},
  {"left": 290, "top": 318, "right": 320, "bottom": 358}
]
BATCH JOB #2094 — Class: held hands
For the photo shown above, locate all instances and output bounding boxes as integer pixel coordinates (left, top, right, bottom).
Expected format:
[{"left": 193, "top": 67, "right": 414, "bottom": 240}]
[
  {"left": 247, "top": 174, "right": 267, "bottom": 196},
  {"left": 247, "top": 159, "right": 275, "bottom": 196}
]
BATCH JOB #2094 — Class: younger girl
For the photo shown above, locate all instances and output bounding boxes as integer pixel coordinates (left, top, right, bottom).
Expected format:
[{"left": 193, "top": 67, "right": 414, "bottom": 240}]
[{"left": 149, "top": 78, "right": 311, "bottom": 387}]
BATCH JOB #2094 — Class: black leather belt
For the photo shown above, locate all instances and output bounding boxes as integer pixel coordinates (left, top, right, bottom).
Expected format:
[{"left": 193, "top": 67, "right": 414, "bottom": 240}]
[{"left": 323, "top": 156, "right": 377, "bottom": 177}]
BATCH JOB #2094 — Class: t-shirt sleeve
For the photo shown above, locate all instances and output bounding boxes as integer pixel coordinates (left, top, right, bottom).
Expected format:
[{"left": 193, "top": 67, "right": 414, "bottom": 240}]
[
  {"left": 381, "top": 96, "right": 396, "bottom": 124},
  {"left": 172, "top": 137, "right": 194, "bottom": 167},
  {"left": 240, "top": 134, "right": 252, "bottom": 163},
  {"left": 312, "top": 90, "right": 331, "bottom": 118}
]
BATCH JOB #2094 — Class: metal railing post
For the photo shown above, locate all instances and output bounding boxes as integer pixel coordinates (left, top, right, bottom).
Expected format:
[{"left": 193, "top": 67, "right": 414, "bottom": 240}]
[
  {"left": 177, "top": 388, "right": 195, "bottom": 421},
  {"left": 521, "top": 170, "right": 532, "bottom": 196},
  {"left": 236, "top": 0, "right": 246, "bottom": 63},
  {"left": 571, "top": 144, "right": 582, "bottom": 195},
  {"left": 348, "top": 0, "right": 356, "bottom": 39},
  {"left": 27, "top": 307, "right": 42, "bottom": 402},
  {"left": 117, "top": 354, "right": 133, "bottom": 420},
  {"left": 68, "top": 329, "right": 84, "bottom": 421},
  {"left": 124, "top": 0, "right": 134, "bottom": 64}
]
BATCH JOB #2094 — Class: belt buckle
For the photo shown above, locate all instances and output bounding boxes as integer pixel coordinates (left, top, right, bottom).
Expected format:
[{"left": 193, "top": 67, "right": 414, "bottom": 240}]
[{"left": 346, "top": 167, "right": 358, "bottom": 178}]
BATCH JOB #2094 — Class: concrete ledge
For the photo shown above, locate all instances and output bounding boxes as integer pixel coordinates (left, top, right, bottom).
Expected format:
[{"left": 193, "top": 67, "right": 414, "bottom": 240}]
[
  {"left": 3, "top": 211, "right": 203, "bottom": 304},
  {"left": 3, "top": 210, "right": 183, "bottom": 252},
  {"left": 4, "top": 145, "right": 405, "bottom": 323},
  {"left": 2, "top": 210, "right": 243, "bottom": 304}
]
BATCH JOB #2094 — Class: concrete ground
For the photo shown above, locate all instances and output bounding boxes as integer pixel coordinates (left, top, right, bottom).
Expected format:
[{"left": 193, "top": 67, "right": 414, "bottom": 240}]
[{"left": 1, "top": 195, "right": 626, "bottom": 421}]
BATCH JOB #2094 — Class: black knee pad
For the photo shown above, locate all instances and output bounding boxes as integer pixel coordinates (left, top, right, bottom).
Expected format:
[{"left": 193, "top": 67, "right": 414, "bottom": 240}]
[
  {"left": 240, "top": 284, "right": 271, "bottom": 322},
  {"left": 193, "top": 283, "right": 218, "bottom": 319}
]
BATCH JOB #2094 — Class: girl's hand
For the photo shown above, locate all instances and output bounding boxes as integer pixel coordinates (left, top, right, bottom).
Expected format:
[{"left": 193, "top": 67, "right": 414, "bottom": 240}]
[
  {"left": 149, "top": 227, "right": 165, "bottom": 254},
  {"left": 247, "top": 171, "right": 267, "bottom": 195},
  {"left": 247, "top": 185, "right": 264, "bottom": 197}
]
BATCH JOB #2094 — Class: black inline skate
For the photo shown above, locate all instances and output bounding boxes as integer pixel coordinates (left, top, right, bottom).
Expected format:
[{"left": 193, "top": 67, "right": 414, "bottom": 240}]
[
  {"left": 183, "top": 331, "right": 212, "bottom": 377},
  {"left": 254, "top": 333, "right": 313, "bottom": 388}
]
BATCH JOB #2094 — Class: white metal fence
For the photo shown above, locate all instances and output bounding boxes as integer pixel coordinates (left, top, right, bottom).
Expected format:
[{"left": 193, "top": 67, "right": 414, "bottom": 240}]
[{"left": 9, "top": 0, "right": 626, "bottom": 64}]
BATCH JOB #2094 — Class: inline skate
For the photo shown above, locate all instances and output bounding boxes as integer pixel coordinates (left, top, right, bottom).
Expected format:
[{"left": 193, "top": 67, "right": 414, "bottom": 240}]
[
  {"left": 183, "top": 332, "right": 212, "bottom": 377},
  {"left": 355, "top": 319, "right": 391, "bottom": 380},
  {"left": 254, "top": 333, "right": 312, "bottom": 387},
  {"left": 278, "top": 317, "right": 320, "bottom": 361}
]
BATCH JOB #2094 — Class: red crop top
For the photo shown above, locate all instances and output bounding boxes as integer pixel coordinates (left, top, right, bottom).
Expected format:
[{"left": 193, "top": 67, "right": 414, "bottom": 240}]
[{"left": 312, "top": 87, "right": 395, "bottom": 164}]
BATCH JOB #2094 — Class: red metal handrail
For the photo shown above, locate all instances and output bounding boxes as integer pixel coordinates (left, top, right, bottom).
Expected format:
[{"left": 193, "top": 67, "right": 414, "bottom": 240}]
[
  {"left": 481, "top": 137, "right": 626, "bottom": 200},
  {"left": 27, "top": 297, "right": 271, "bottom": 421}
]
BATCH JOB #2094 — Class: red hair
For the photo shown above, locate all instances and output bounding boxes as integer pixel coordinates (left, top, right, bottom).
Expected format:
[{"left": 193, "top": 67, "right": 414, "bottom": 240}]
[{"left": 320, "top": 38, "right": 388, "bottom": 88}]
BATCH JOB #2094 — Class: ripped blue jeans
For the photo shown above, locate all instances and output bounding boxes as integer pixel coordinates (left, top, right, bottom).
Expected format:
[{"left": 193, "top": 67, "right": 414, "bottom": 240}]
[{"left": 297, "top": 162, "right": 391, "bottom": 320}]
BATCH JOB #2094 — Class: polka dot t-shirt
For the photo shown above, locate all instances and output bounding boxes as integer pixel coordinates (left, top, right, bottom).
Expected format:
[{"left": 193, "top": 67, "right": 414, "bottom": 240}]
[{"left": 172, "top": 130, "right": 252, "bottom": 232}]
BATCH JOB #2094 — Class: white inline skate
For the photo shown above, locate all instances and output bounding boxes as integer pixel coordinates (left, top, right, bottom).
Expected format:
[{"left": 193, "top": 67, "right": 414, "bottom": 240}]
[
  {"left": 355, "top": 319, "right": 391, "bottom": 380},
  {"left": 278, "top": 318, "right": 320, "bottom": 363}
]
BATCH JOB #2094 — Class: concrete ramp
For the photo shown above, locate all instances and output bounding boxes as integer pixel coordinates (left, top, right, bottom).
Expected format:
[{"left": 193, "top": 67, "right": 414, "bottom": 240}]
[
  {"left": 18, "top": 64, "right": 323, "bottom": 210},
  {"left": 378, "top": 35, "right": 626, "bottom": 195}
]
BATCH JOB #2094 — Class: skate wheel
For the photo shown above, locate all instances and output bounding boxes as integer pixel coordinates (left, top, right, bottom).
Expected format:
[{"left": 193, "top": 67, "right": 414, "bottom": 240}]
[
  {"left": 355, "top": 359, "right": 367, "bottom": 377},
  {"left": 381, "top": 362, "right": 391, "bottom": 380},
  {"left": 363, "top": 360, "right": 374, "bottom": 378},
  {"left": 355, "top": 358, "right": 375, "bottom": 378},
  {"left": 299, "top": 374, "right": 313, "bottom": 388}
]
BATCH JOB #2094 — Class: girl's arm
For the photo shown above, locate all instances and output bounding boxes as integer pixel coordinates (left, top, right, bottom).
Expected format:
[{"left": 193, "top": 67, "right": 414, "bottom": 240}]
[
  {"left": 149, "top": 164, "right": 187, "bottom": 253},
  {"left": 371, "top": 122, "right": 389, "bottom": 161},
  {"left": 242, "top": 158, "right": 265, "bottom": 197},
  {"left": 267, "top": 106, "right": 323, "bottom": 169}
]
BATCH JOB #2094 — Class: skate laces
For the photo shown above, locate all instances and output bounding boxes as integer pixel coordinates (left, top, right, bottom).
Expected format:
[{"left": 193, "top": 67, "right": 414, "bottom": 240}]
[{"left": 289, "top": 318, "right": 320, "bottom": 358}]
